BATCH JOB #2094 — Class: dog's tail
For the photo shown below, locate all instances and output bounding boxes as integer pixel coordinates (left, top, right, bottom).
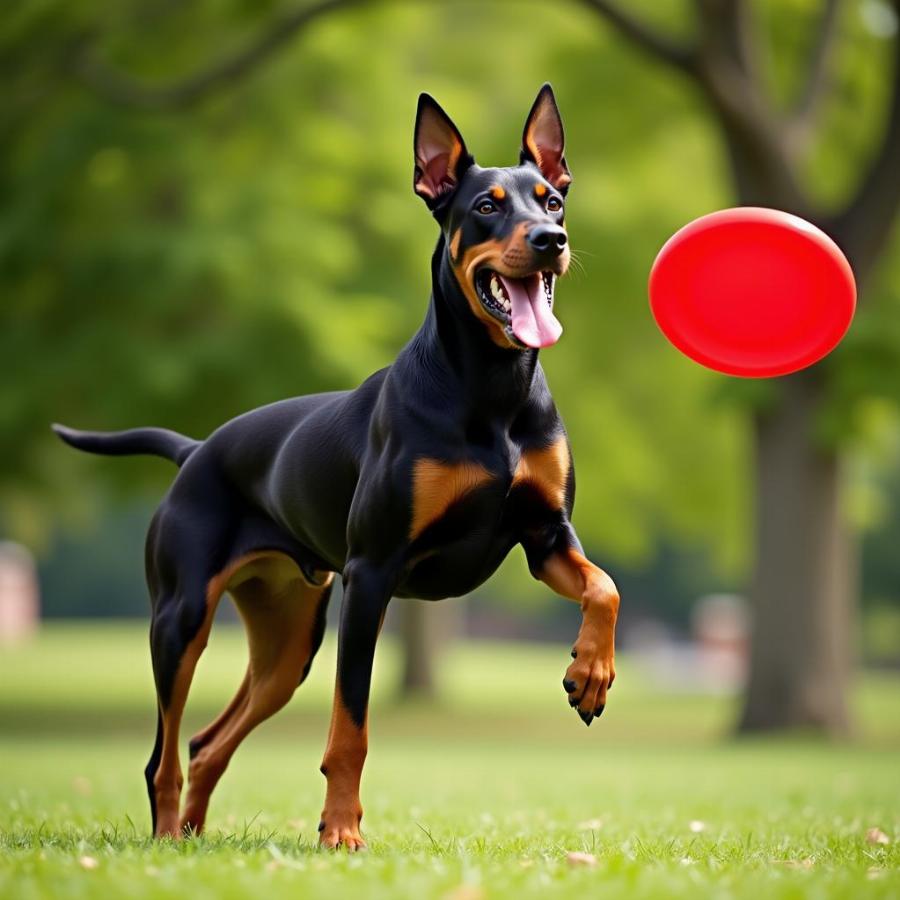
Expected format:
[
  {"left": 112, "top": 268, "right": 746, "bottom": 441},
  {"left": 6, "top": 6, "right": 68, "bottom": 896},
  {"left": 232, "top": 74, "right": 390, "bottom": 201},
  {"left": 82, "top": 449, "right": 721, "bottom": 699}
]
[{"left": 51, "top": 423, "right": 200, "bottom": 467}]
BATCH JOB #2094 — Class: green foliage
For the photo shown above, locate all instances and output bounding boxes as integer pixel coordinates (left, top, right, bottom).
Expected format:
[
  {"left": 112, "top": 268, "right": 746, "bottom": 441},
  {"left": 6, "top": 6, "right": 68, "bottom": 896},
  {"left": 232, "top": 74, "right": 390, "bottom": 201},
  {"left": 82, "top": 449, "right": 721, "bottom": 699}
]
[{"left": 2, "top": 0, "right": 899, "bottom": 584}]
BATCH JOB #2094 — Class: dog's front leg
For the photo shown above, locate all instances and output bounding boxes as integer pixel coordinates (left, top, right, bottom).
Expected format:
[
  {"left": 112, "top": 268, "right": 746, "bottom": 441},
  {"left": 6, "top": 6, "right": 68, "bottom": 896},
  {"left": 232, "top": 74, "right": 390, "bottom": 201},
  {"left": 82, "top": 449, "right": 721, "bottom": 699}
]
[
  {"left": 318, "top": 557, "right": 393, "bottom": 851},
  {"left": 536, "top": 545, "right": 620, "bottom": 727}
]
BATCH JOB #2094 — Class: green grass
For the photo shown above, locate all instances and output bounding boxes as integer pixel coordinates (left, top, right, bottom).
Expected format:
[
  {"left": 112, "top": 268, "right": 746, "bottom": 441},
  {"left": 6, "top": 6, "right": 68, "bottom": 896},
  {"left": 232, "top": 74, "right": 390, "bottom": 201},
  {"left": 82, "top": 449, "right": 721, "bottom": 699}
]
[{"left": 1, "top": 622, "right": 898, "bottom": 899}]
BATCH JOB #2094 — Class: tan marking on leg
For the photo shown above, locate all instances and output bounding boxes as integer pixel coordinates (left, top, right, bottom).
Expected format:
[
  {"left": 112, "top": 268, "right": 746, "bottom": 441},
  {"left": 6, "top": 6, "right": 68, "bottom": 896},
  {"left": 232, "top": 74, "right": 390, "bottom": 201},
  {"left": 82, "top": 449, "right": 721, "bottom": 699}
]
[
  {"left": 538, "top": 547, "right": 619, "bottom": 716},
  {"left": 318, "top": 697, "right": 368, "bottom": 851},
  {"left": 154, "top": 692, "right": 189, "bottom": 837},
  {"left": 180, "top": 561, "right": 333, "bottom": 834},
  {"left": 155, "top": 552, "right": 313, "bottom": 837},
  {"left": 153, "top": 600, "right": 220, "bottom": 837},
  {"left": 410, "top": 458, "right": 493, "bottom": 540},
  {"left": 187, "top": 668, "right": 251, "bottom": 757},
  {"left": 318, "top": 606, "right": 387, "bottom": 851},
  {"left": 513, "top": 436, "right": 570, "bottom": 510}
]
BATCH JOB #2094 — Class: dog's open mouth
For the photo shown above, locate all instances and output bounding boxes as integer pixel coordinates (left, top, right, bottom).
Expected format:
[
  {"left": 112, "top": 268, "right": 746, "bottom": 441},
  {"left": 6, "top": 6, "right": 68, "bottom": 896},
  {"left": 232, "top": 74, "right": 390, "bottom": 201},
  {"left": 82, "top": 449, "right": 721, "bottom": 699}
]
[{"left": 475, "top": 269, "right": 563, "bottom": 349}]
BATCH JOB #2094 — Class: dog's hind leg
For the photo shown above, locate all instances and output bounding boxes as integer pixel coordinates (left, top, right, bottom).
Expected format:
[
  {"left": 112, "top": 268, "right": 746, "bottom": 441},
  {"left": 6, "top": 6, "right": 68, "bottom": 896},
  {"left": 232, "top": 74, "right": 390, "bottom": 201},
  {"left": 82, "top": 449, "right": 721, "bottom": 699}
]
[
  {"left": 145, "top": 581, "right": 220, "bottom": 838},
  {"left": 180, "top": 554, "right": 333, "bottom": 835},
  {"left": 186, "top": 668, "right": 251, "bottom": 762}
]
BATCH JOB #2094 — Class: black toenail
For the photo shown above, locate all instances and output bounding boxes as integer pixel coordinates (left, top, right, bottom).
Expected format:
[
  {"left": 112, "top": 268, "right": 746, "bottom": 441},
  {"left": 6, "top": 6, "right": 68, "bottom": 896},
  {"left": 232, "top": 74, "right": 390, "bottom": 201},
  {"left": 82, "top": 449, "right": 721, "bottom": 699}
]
[
  {"left": 571, "top": 649, "right": 577, "bottom": 658},
  {"left": 317, "top": 820, "right": 326, "bottom": 832},
  {"left": 579, "top": 710, "right": 593, "bottom": 726},
  {"left": 594, "top": 705, "right": 605, "bottom": 717},
  {"left": 563, "top": 678, "right": 577, "bottom": 693},
  {"left": 569, "top": 697, "right": 579, "bottom": 707}
]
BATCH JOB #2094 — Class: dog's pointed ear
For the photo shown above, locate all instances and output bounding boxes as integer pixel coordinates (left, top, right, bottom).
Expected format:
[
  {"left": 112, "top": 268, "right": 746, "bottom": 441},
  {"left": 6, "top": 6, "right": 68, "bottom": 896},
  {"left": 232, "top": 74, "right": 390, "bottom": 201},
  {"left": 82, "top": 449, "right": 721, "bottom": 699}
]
[
  {"left": 520, "top": 84, "right": 572, "bottom": 192},
  {"left": 414, "top": 94, "right": 473, "bottom": 210}
]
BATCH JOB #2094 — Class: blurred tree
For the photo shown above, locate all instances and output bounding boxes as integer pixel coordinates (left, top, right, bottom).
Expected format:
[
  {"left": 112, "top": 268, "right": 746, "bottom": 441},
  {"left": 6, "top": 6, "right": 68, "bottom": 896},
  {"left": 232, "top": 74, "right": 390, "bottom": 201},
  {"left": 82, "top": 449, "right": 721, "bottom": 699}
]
[
  {"left": 577, "top": 0, "right": 900, "bottom": 734},
  {"left": 2, "top": 1, "right": 898, "bottom": 722}
]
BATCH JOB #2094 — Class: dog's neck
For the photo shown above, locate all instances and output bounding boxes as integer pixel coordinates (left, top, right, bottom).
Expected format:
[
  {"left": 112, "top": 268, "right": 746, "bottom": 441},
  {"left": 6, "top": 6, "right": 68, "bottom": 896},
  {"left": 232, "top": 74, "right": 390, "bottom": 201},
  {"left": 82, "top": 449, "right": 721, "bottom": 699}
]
[{"left": 407, "top": 235, "right": 541, "bottom": 422}]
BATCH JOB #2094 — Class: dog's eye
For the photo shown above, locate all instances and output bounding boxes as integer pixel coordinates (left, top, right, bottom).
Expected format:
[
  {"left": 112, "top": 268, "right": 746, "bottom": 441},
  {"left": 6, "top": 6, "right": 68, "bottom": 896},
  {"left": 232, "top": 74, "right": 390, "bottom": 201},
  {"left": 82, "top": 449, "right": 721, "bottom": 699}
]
[
  {"left": 547, "top": 196, "right": 563, "bottom": 212},
  {"left": 476, "top": 200, "right": 497, "bottom": 215}
]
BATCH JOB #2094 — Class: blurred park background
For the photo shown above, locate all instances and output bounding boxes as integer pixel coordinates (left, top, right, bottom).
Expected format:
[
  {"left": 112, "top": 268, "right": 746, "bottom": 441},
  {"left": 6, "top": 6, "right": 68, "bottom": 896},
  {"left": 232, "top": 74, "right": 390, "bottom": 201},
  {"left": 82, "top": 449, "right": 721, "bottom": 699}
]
[{"left": 2, "top": 3, "right": 900, "bottom": 877}]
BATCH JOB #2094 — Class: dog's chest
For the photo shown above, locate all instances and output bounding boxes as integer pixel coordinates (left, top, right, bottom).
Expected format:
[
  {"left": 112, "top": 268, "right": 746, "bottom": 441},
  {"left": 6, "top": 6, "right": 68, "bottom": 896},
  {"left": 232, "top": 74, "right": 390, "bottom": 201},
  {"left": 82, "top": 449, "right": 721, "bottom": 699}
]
[{"left": 398, "top": 436, "right": 569, "bottom": 599}]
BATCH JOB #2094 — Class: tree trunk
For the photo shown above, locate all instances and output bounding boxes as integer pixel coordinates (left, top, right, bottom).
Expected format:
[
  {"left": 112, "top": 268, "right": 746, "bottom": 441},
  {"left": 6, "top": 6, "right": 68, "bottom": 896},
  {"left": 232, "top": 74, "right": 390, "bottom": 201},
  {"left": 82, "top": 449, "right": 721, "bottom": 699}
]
[
  {"left": 738, "top": 372, "right": 855, "bottom": 735},
  {"left": 398, "top": 601, "right": 436, "bottom": 696},
  {"left": 396, "top": 598, "right": 463, "bottom": 698},
  {"left": 714, "top": 94, "right": 858, "bottom": 735}
]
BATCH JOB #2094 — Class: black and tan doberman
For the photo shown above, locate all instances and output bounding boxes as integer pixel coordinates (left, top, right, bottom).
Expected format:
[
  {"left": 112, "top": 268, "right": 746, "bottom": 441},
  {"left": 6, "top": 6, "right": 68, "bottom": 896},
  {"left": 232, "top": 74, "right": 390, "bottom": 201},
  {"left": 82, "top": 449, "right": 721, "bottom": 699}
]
[{"left": 54, "top": 84, "right": 620, "bottom": 850}]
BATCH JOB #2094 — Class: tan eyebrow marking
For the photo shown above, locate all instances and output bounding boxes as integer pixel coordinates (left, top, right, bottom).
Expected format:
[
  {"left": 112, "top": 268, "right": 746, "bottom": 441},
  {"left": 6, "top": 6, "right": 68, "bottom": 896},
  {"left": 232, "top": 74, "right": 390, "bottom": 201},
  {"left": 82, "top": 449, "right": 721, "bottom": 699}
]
[
  {"left": 490, "top": 185, "right": 506, "bottom": 200},
  {"left": 534, "top": 183, "right": 547, "bottom": 198}
]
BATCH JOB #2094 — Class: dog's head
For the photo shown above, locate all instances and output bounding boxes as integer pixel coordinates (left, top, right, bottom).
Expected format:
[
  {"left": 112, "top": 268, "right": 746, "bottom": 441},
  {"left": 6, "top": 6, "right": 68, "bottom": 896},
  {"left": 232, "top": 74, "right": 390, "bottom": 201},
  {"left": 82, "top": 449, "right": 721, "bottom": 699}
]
[{"left": 414, "top": 85, "right": 572, "bottom": 350}]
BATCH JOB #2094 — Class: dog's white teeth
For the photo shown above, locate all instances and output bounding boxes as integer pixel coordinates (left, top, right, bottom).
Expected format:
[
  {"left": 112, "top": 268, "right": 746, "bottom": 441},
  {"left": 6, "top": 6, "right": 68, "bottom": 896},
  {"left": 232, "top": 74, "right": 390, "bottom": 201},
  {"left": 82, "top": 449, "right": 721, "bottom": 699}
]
[
  {"left": 480, "top": 272, "right": 511, "bottom": 317},
  {"left": 543, "top": 273, "right": 555, "bottom": 307},
  {"left": 487, "top": 274, "right": 511, "bottom": 314}
]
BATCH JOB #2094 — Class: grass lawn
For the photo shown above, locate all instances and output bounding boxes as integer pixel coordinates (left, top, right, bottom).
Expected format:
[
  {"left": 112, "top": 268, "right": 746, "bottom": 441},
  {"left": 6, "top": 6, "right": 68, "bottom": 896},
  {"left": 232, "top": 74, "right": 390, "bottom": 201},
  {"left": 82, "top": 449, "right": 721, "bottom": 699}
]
[{"left": 1, "top": 621, "right": 898, "bottom": 899}]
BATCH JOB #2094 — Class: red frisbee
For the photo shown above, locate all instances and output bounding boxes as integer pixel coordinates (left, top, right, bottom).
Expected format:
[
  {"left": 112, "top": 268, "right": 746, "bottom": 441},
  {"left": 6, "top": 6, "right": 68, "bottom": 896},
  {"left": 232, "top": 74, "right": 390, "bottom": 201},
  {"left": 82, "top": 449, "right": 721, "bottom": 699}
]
[{"left": 648, "top": 207, "right": 856, "bottom": 377}]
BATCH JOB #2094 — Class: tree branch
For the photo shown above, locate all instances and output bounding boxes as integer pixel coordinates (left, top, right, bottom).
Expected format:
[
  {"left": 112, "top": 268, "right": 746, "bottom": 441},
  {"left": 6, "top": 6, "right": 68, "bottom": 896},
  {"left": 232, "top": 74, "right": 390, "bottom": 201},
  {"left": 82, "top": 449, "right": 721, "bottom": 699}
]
[
  {"left": 830, "top": 10, "right": 900, "bottom": 279},
  {"left": 577, "top": 0, "right": 697, "bottom": 72},
  {"left": 689, "top": 0, "right": 810, "bottom": 211},
  {"left": 694, "top": 0, "right": 758, "bottom": 77},
  {"left": 579, "top": 0, "right": 809, "bottom": 210},
  {"left": 791, "top": 0, "right": 842, "bottom": 127},
  {"left": 71, "top": 0, "right": 365, "bottom": 110}
]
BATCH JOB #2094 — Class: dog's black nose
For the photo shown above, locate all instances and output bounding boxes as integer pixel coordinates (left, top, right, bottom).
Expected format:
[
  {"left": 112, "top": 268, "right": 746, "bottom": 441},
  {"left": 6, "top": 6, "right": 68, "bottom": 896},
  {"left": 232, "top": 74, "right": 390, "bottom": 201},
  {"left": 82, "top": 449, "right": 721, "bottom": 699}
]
[{"left": 528, "top": 225, "right": 567, "bottom": 256}]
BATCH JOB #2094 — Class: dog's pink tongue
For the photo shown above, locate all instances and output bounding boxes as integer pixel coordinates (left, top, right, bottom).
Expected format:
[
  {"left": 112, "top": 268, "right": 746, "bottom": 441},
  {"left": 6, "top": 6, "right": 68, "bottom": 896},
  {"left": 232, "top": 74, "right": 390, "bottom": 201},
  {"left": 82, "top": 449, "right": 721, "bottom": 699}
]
[{"left": 500, "top": 274, "right": 562, "bottom": 348}]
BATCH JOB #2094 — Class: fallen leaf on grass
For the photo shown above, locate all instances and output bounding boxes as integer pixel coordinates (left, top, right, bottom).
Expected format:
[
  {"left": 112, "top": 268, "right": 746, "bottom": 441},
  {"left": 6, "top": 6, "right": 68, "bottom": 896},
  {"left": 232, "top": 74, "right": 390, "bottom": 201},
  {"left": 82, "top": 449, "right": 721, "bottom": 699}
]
[
  {"left": 773, "top": 858, "right": 814, "bottom": 870},
  {"left": 688, "top": 820, "right": 707, "bottom": 833},
  {"left": 866, "top": 827, "right": 890, "bottom": 845},
  {"left": 443, "top": 887, "right": 485, "bottom": 900},
  {"left": 566, "top": 851, "right": 597, "bottom": 867},
  {"left": 78, "top": 856, "right": 98, "bottom": 870}
]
